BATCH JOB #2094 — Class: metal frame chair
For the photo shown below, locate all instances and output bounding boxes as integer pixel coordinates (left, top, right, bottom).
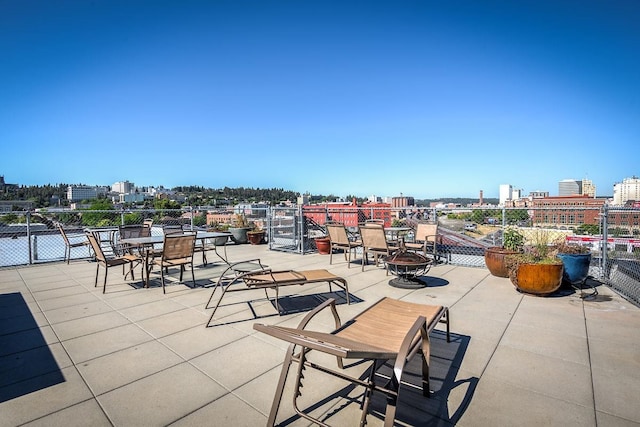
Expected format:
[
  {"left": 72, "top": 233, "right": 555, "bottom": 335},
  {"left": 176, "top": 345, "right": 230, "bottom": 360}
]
[
  {"left": 359, "top": 224, "right": 399, "bottom": 272},
  {"left": 147, "top": 233, "right": 196, "bottom": 293},
  {"left": 57, "top": 224, "right": 92, "bottom": 264},
  {"left": 405, "top": 222, "right": 444, "bottom": 263},
  {"left": 325, "top": 222, "right": 362, "bottom": 268},
  {"left": 254, "top": 297, "right": 451, "bottom": 426},
  {"left": 85, "top": 231, "right": 141, "bottom": 293}
]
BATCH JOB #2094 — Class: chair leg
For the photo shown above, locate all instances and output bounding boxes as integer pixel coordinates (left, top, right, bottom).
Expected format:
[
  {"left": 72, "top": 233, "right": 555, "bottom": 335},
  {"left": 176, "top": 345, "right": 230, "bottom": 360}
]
[
  {"left": 266, "top": 344, "right": 296, "bottom": 426},
  {"left": 161, "top": 267, "right": 166, "bottom": 294},
  {"left": 103, "top": 266, "right": 108, "bottom": 294},
  {"left": 362, "top": 250, "right": 367, "bottom": 271},
  {"left": 94, "top": 263, "right": 100, "bottom": 287}
]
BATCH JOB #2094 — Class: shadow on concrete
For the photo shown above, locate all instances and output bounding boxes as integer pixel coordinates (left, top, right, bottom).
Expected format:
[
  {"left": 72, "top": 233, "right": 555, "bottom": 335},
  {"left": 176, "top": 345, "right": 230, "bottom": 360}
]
[{"left": 0, "top": 293, "right": 64, "bottom": 403}]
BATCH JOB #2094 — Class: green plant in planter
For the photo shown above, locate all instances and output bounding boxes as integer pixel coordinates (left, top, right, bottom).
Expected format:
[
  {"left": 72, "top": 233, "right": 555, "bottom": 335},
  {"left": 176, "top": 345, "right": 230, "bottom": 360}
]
[
  {"left": 246, "top": 221, "right": 265, "bottom": 244},
  {"left": 507, "top": 229, "right": 561, "bottom": 266},
  {"left": 485, "top": 227, "right": 526, "bottom": 278},
  {"left": 553, "top": 240, "right": 591, "bottom": 255},
  {"left": 229, "top": 214, "right": 252, "bottom": 244},
  {"left": 233, "top": 214, "right": 250, "bottom": 228},
  {"left": 502, "top": 227, "right": 525, "bottom": 251},
  {"left": 505, "top": 229, "right": 564, "bottom": 295}
]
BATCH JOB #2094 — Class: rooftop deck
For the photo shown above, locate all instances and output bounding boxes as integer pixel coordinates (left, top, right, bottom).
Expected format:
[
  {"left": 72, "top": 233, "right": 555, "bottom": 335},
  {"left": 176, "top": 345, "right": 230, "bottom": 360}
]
[{"left": 1, "top": 244, "right": 639, "bottom": 426}]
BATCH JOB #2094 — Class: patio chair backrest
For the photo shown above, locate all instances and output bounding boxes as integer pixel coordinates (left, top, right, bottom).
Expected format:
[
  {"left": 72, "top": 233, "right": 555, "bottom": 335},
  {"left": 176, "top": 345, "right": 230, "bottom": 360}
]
[
  {"left": 119, "top": 225, "right": 145, "bottom": 240},
  {"left": 86, "top": 232, "right": 107, "bottom": 263},
  {"left": 359, "top": 224, "right": 389, "bottom": 250},
  {"left": 161, "top": 233, "right": 196, "bottom": 262},
  {"left": 414, "top": 223, "right": 438, "bottom": 243},
  {"left": 163, "top": 225, "right": 184, "bottom": 236},
  {"left": 57, "top": 224, "right": 72, "bottom": 245},
  {"left": 326, "top": 223, "right": 350, "bottom": 245}
]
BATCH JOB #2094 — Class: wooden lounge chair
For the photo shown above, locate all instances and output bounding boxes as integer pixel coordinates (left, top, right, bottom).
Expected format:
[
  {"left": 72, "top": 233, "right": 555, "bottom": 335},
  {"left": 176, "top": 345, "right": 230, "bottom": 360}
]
[
  {"left": 325, "top": 222, "right": 362, "bottom": 268},
  {"left": 205, "top": 260, "right": 350, "bottom": 326},
  {"left": 254, "top": 297, "right": 451, "bottom": 427}
]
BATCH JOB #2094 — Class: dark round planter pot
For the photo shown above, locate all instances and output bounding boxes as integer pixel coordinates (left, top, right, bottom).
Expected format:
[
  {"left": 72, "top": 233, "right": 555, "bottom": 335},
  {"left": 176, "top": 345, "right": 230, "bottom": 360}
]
[
  {"left": 484, "top": 247, "right": 521, "bottom": 278},
  {"left": 557, "top": 253, "right": 591, "bottom": 286},
  {"left": 509, "top": 263, "right": 564, "bottom": 296},
  {"left": 315, "top": 237, "right": 331, "bottom": 255},
  {"left": 247, "top": 231, "right": 265, "bottom": 245}
]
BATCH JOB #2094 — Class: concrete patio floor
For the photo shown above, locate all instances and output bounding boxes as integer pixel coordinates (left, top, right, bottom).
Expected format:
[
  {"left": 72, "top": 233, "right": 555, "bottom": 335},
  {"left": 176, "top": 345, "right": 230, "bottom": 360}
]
[{"left": 1, "top": 243, "right": 639, "bottom": 426}]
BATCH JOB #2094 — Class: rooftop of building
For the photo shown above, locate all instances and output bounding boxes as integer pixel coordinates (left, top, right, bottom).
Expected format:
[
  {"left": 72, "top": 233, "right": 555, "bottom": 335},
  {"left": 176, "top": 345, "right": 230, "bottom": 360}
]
[{"left": 1, "top": 244, "right": 639, "bottom": 426}]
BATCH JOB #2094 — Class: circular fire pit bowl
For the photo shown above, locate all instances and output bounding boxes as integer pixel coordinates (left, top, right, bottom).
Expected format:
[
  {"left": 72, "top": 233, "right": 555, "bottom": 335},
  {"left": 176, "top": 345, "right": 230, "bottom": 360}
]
[{"left": 384, "top": 250, "right": 433, "bottom": 289}]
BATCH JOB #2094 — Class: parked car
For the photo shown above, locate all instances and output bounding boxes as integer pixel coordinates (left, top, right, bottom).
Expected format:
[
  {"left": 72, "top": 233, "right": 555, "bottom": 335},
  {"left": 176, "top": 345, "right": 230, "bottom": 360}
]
[{"left": 464, "top": 222, "right": 477, "bottom": 231}]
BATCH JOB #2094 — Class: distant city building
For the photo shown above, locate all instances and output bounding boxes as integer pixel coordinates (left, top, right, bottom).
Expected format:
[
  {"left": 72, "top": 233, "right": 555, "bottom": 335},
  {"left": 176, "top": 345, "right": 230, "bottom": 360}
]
[
  {"left": 112, "top": 181, "right": 134, "bottom": 194},
  {"left": 0, "top": 200, "right": 34, "bottom": 212},
  {"left": 532, "top": 195, "right": 606, "bottom": 228},
  {"left": 0, "top": 176, "right": 18, "bottom": 193},
  {"left": 499, "top": 184, "right": 523, "bottom": 206},
  {"left": 118, "top": 193, "right": 145, "bottom": 203},
  {"left": 303, "top": 199, "right": 393, "bottom": 227},
  {"left": 499, "top": 184, "right": 513, "bottom": 206},
  {"left": 581, "top": 179, "right": 596, "bottom": 197},
  {"left": 558, "top": 179, "right": 582, "bottom": 196},
  {"left": 529, "top": 190, "right": 549, "bottom": 199},
  {"left": 391, "top": 195, "right": 414, "bottom": 207},
  {"left": 67, "top": 185, "right": 98, "bottom": 202},
  {"left": 613, "top": 176, "right": 640, "bottom": 206}
]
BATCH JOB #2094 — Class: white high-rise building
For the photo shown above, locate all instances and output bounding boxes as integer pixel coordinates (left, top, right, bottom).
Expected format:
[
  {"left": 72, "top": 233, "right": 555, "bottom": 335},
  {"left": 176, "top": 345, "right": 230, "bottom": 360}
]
[
  {"left": 499, "top": 184, "right": 513, "bottom": 206},
  {"left": 613, "top": 177, "right": 640, "bottom": 205},
  {"left": 112, "top": 181, "right": 134, "bottom": 194},
  {"left": 67, "top": 185, "right": 98, "bottom": 202}
]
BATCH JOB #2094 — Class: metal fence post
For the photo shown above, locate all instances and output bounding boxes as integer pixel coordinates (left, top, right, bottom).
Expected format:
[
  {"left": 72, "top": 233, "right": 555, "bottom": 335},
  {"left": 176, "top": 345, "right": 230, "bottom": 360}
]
[
  {"left": 602, "top": 204, "right": 609, "bottom": 279},
  {"left": 26, "top": 210, "right": 33, "bottom": 264}
]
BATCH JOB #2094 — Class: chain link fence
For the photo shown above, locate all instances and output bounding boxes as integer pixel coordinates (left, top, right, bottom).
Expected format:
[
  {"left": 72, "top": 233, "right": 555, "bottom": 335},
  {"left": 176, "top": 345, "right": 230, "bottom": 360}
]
[{"left": 1, "top": 205, "right": 638, "bottom": 307}]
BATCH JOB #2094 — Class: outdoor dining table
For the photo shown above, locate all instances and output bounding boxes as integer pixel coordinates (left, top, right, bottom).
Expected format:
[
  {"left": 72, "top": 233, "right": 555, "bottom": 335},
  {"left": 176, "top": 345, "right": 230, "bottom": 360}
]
[
  {"left": 120, "top": 231, "right": 232, "bottom": 288},
  {"left": 84, "top": 226, "right": 120, "bottom": 254},
  {"left": 384, "top": 226, "right": 411, "bottom": 241}
]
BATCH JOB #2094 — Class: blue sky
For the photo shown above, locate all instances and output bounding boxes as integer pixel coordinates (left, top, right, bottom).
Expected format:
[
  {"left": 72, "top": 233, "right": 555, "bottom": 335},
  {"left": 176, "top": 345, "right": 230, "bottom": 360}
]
[{"left": 1, "top": 0, "right": 638, "bottom": 199}]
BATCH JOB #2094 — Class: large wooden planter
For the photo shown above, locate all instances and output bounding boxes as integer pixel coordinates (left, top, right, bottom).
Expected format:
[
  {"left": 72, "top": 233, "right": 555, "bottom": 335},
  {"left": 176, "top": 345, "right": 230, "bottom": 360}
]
[
  {"left": 484, "top": 247, "right": 521, "bottom": 278},
  {"left": 509, "top": 262, "right": 564, "bottom": 296}
]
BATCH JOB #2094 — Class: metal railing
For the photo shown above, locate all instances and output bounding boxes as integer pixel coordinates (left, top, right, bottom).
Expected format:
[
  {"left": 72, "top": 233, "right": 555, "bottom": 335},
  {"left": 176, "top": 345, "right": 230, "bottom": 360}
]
[{"left": 1, "top": 205, "right": 638, "bottom": 307}]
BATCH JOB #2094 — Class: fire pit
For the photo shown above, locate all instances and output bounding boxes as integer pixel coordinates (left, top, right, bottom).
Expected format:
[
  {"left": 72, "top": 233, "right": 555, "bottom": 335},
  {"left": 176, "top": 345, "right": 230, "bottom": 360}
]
[{"left": 384, "top": 242, "right": 432, "bottom": 288}]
